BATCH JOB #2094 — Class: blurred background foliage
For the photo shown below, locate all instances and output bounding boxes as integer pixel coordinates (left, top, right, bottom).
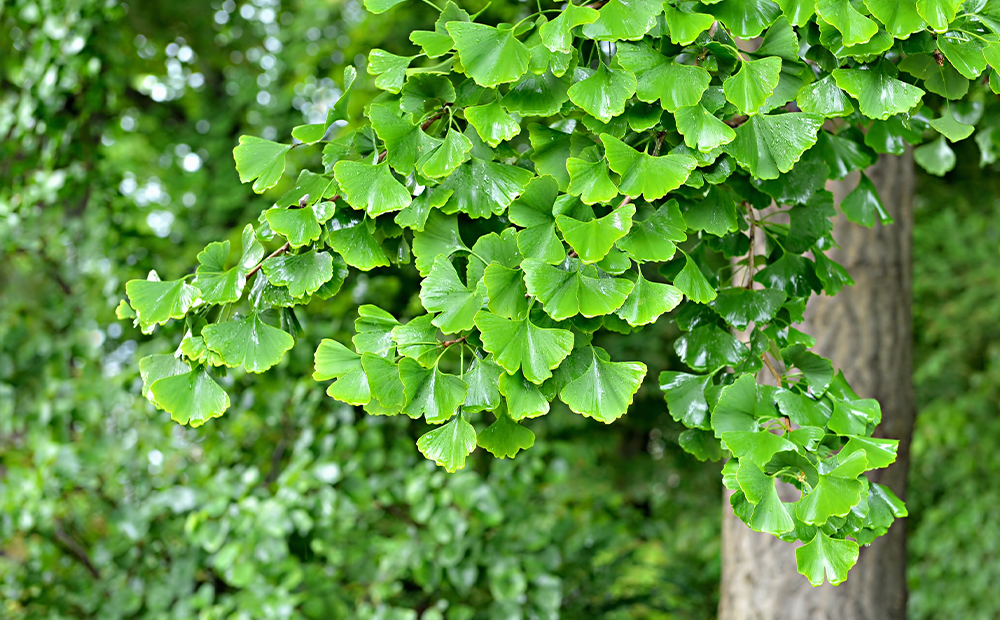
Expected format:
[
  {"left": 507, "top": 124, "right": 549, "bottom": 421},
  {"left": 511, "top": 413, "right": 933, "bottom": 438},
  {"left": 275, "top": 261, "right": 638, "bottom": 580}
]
[{"left": 0, "top": 0, "right": 997, "bottom": 619}]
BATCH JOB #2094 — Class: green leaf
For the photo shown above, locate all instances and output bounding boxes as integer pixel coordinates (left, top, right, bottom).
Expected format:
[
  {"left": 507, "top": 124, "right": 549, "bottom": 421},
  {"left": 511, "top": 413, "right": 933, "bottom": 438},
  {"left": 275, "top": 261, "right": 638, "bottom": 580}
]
[
  {"left": 360, "top": 353, "right": 406, "bottom": 414},
  {"left": 126, "top": 273, "right": 202, "bottom": 332},
  {"left": 796, "top": 532, "right": 860, "bottom": 586},
  {"left": 233, "top": 136, "right": 291, "bottom": 193},
  {"left": 327, "top": 213, "right": 391, "bottom": 271},
  {"left": 725, "top": 432, "right": 797, "bottom": 468},
  {"left": 369, "top": 103, "right": 441, "bottom": 173},
  {"left": 777, "top": 0, "right": 814, "bottom": 26},
  {"left": 816, "top": 0, "right": 879, "bottom": 46},
  {"left": 673, "top": 254, "right": 718, "bottom": 303},
  {"left": 440, "top": 158, "right": 534, "bottom": 219},
  {"left": 150, "top": 368, "right": 230, "bottom": 427},
  {"left": 483, "top": 264, "right": 529, "bottom": 319},
  {"left": 582, "top": 0, "right": 661, "bottom": 40},
  {"left": 509, "top": 176, "right": 566, "bottom": 264},
  {"left": 417, "top": 415, "right": 477, "bottom": 472},
  {"left": 139, "top": 354, "right": 189, "bottom": 405},
  {"left": 418, "top": 128, "right": 473, "bottom": 178},
  {"left": 913, "top": 135, "right": 956, "bottom": 176},
  {"left": 724, "top": 57, "right": 782, "bottom": 116},
  {"left": 465, "top": 100, "right": 521, "bottom": 147},
  {"left": 828, "top": 398, "right": 881, "bottom": 435},
  {"left": 262, "top": 250, "right": 334, "bottom": 297},
  {"left": 475, "top": 311, "right": 574, "bottom": 384},
  {"left": 659, "top": 371, "right": 712, "bottom": 429},
  {"left": 796, "top": 75, "right": 855, "bottom": 118},
  {"left": 676, "top": 325, "right": 747, "bottom": 374},
  {"left": 477, "top": 407, "right": 535, "bottom": 458},
  {"left": 679, "top": 428, "right": 724, "bottom": 461},
  {"left": 202, "top": 314, "right": 294, "bottom": 373},
  {"left": 392, "top": 314, "right": 440, "bottom": 367},
  {"left": 275, "top": 170, "right": 338, "bottom": 208},
  {"left": 775, "top": 390, "right": 832, "bottom": 426},
  {"left": 522, "top": 257, "right": 634, "bottom": 320},
  {"left": 916, "top": 0, "right": 962, "bottom": 32},
  {"left": 566, "top": 157, "right": 619, "bottom": 205},
  {"left": 463, "top": 357, "right": 504, "bottom": 413},
  {"left": 412, "top": 211, "right": 469, "bottom": 276},
  {"left": 929, "top": 107, "right": 974, "bottom": 141},
  {"left": 363, "top": 0, "right": 408, "bottom": 13},
  {"left": 556, "top": 203, "right": 635, "bottom": 264},
  {"left": 447, "top": 22, "right": 530, "bottom": 88},
  {"left": 711, "top": 374, "right": 775, "bottom": 435},
  {"left": 664, "top": 4, "right": 716, "bottom": 44},
  {"left": 560, "top": 348, "right": 646, "bottom": 423},
  {"left": 265, "top": 202, "right": 335, "bottom": 248},
  {"left": 726, "top": 113, "right": 823, "bottom": 180},
  {"left": 502, "top": 71, "right": 573, "bottom": 117},
  {"left": 400, "top": 357, "right": 468, "bottom": 423},
  {"left": 334, "top": 160, "right": 411, "bottom": 216},
  {"left": 709, "top": 0, "right": 782, "bottom": 38},
  {"left": 796, "top": 451, "right": 867, "bottom": 525},
  {"left": 616, "top": 272, "right": 682, "bottom": 326},
  {"left": 863, "top": 0, "right": 925, "bottom": 38},
  {"left": 367, "top": 49, "right": 416, "bottom": 93},
  {"left": 354, "top": 305, "right": 400, "bottom": 358},
  {"left": 841, "top": 172, "right": 892, "bottom": 227},
  {"left": 710, "top": 288, "right": 787, "bottom": 330},
  {"left": 409, "top": 1, "right": 468, "bottom": 56},
  {"left": 567, "top": 65, "right": 636, "bottom": 123},
  {"left": 735, "top": 461, "right": 795, "bottom": 534},
  {"left": 675, "top": 104, "right": 737, "bottom": 152},
  {"left": 840, "top": 435, "right": 899, "bottom": 469},
  {"left": 617, "top": 201, "right": 687, "bottom": 262},
  {"left": 684, "top": 185, "right": 740, "bottom": 236},
  {"left": 500, "top": 371, "right": 551, "bottom": 419},
  {"left": 419, "top": 257, "right": 485, "bottom": 334},
  {"left": 314, "top": 339, "right": 370, "bottom": 405},
  {"left": 832, "top": 63, "right": 925, "bottom": 120},
  {"left": 401, "top": 74, "right": 456, "bottom": 115},
  {"left": 602, "top": 134, "right": 697, "bottom": 200},
  {"left": 634, "top": 62, "right": 711, "bottom": 113},
  {"left": 193, "top": 225, "right": 264, "bottom": 305},
  {"left": 539, "top": 3, "right": 599, "bottom": 52}
]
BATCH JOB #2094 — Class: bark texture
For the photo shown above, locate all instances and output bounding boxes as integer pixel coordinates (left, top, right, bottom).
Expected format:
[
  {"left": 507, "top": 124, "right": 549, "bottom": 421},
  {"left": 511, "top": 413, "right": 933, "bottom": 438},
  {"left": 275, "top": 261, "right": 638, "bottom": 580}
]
[{"left": 718, "top": 153, "right": 917, "bottom": 620}]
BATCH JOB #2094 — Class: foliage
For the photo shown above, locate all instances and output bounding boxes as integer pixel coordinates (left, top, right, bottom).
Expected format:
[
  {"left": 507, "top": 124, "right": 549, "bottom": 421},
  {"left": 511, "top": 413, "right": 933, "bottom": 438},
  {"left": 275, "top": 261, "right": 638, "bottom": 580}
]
[{"left": 118, "top": 0, "right": 1000, "bottom": 585}]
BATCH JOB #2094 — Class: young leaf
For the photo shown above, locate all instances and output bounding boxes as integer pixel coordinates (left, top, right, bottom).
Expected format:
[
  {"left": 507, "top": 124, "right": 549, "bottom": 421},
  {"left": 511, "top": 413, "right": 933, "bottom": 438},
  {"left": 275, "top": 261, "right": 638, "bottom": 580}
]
[
  {"left": 126, "top": 273, "right": 202, "bottom": 332},
  {"left": 399, "top": 357, "right": 469, "bottom": 423},
  {"left": 675, "top": 104, "right": 737, "bottom": 152},
  {"left": 412, "top": 211, "right": 469, "bottom": 276},
  {"left": 816, "top": 0, "right": 879, "bottom": 46},
  {"left": 617, "top": 201, "right": 687, "bottom": 262},
  {"left": 265, "top": 202, "right": 335, "bottom": 248},
  {"left": 150, "top": 368, "right": 230, "bottom": 427},
  {"left": 314, "top": 339, "right": 371, "bottom": 405},
  {"left": 193, "top": 225, "right": 264, "bottom": 305},
  {"left": 863, "top": 0, "right": 925, "bottom": 38},
  {"left": 796, "top": 75, "right": 855, "bottom": 118},
  {"left": 676, "top": 325, "right": 748, "bottom": 374},
  {"left": 500, "top": 371, "right": 551, "bottom": 419},
  {"left": 725, "top": 113, "right": 823, "bottom": 179},
  {"left": 616, "top": 272, "right": 683, "bottom": 326},
  {"left": 367, "top": 49, "right": 416, "bottom": 93},
  {"left": 724, "top": 57, "right": 782, "bottom": 116},
  {"left": 447, "top": 22, "right": 530, "bottom": 88},
  {"left": 664, "top": 4, "right": 716, "bottom": 45},
  {"left": 483, "top": 263, "right": 529, "bottom": 319},
  {"left": 556, "top": 203, "right": 636, "bottom": 264},
  {"left": 833, "top": 62, "right": 925, "bottom": 120},
  {"left": 439, "top": 158, "right": 533, "bottom": 219},
  {"left": 916, "top": 0, "right": 962, "bottom": 32},
  {"left": 796, "top": 451, "right": 868, "bottom": 525},
  {"left": 368, "top": 103, "right": 441, "bottom": 173},
  {"left": 361, "top": 353, "right": 406, "bottom": 414},
  {"left": 659, "top": 371, "right": 712, "bottom": 429},
  {"left": 463, "top": 357, "right": 504, "bottom": 413},
  {"left": 522, "top": 257, "right": 634, "bottom": 320},
  {"left": 559, "top": 348, "right": 646, "bottom": 423},
  {"left": 567, "top": 65, "right": 637, "bottom": 123},
  {"left": 353, "top": 305, "right": 400, "bottom": 358},
  {"left": 673, "top": 254, "right": 718, "bottom": 303},
  {"left": 392, "top": 314, "right": 440, "bottom": 367},
  {"left": 477, "top": 407, "right": 535, "bottom": 458},
  {"left": 418, "top": 128, "right": 473, "bottom": 178},
  {"left": 262, "top": 250, "right": 335, "bottom": 298},
  {"left": 475, "top": 311, "right": 574, "bottom": 384},
  {"left": 602, "top": 134, "right": 698, "bottom": 200},
  {"left": 840, "top": 172, "right": 891, "bottom": 227},
  {"left": 327, "top": 214, "right": 391, "bottom": 271},
  {"left": 540, "top": 4, "right": 599, "bottom": 52},
  {"left": 202, "top": 314, "right": 295, "bottom": 373},
  {"left": 581, "top": 0, "right": 661, "bottom": 40},
  {"left": 913, "top": 135, "right": 956, "bottom": 176},
  {"left": 566, "top": 157, "right": 619, "bottom": 205},
  {"left": 795, "top": 532, "right": 860, "bottom": 586},
  {"left": 419, "top": 257, "right": 485, "bottom": 334},
  {"left": 334, "top": 160, "right": 411, "bottom": 216},
  {"left": 709, "top": 288, "right": 788, "bottom": 330},
  {"left": 464, "top": 100, "right": 521, "bottom": 147},
  {"left": 708, "top": 0, "right": 782, "bottom": 38},
  {"left": 417, "top": 415, "right": 477, "bottom": 472},
  {"left": 139, "top": 354, "right": 190, "bottom": 405},
  {"left": 736, "top": 461, "right": 796, "bottom": 534},
  {"left": 233, "top": 136, "right": 291, "bottom": 193}
]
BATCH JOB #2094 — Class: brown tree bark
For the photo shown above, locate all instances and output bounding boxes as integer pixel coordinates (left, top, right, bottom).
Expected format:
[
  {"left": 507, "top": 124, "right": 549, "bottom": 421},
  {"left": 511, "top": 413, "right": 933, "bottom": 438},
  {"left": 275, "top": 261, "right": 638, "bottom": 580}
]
[{"left": 718, "top": 153, "right": 917, "bottom": 620}]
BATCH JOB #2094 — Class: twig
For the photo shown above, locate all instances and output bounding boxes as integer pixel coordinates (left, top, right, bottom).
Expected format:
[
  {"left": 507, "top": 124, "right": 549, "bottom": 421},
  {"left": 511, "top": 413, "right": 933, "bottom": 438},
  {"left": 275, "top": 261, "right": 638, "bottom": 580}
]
[
  {"left": 761, "top": 353, "right": 783, "bottom": 388},
  {"left": 652, "top": 130, "right": 666, "bottom": 156},
  {"left": 440, "top": 336, "right": 467, "bottom": 348},
  {"left": 246, "top": 242, "right": 290, "bottom": 278},
  {"left": 421, "top": 104, "right": 451, "bottom": 131},
  {"left": 743, "top": 202, "right": 757, "bottom": 288},
  {"left": 52, "top": 523, "right": 100, "bottom": 579}
]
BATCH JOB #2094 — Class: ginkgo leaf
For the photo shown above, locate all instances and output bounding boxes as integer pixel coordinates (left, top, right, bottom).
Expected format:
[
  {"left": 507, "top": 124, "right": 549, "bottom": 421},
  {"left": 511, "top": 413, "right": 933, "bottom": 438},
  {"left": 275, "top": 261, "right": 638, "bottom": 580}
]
[
  {"left": 399, "top": 357, "right": 468, "bottom": 423},
  {"left": 685, "top": 185, "right": 740, "bottom": 236},
  {"left": 353, "top": 304, "right": 400, "bottom": 358},
  {"left": 708, "top": 0, "right": 782, "bottom": 38},
  {"left": 673, "top": 253, "right": 718, "bottom": 303},
  {"left": 726, "top": 432, "right": 797, "bottom": 468},
  {"left": 418, "top": 128, "right": 473, "bottom": 178},
  {"left": 617, "top": 201, "right": 687, "bottom": 262},
  {"left": 559, "top": 347, "right": 646, "bottom": 423},
  {"left": 126, "top": 272, "right": 202, "bottom": 333},
  {"left": 724, "top": 57, "right": 782, "bottom": 116},
  {"left": 500, "top": 371, "right": 551, "bottom": 419},
  {"left": 502, "top": 70, "right": 573, "bottom": 117},
  {"left": 265, "top": 202, "right": 335, "bottom": 248},
  {"left": 796, "top": 75, "right": 855, "bottom": 118},
  {"left": 540, "top": 4, "right": 599, "bottom": 52},
  {"left": 392, "top": 314, "right": 440, "bottom": 367},
  {"left": 841, "top": 172, "right": 892, "bottom": 227},
  {"left": 796, "top": 452, "right": 867, "bottom": 525},
  {"left": 735, "top": 461, "right": 796, "bottom": 534},
  {"left": 556, "top": 203, "right": 635, "bottom": 264},
  {"left": 368, "top": 103, "right": 441, "bottom": 173},
  {"left": 327, "top": 213, "right": 391, "bottom": 271},
  {"left": 367, "top": 49, "right": 416, "bottom": 93},
  {"left": 581, "top": 0, "right": 661, "bottom": 40},
  {"left": 408, "top": 0, "right": 469, "bottom": 56},
  {"left": 863, "top": 0, "right": 926, "bottom": 38},
  {"left": 139, "top": 354, "right": 190, "bottom": 405},
  {"left": 202, "top": 314, "right": 295, "bottom": 373},
  {"left": 314, "top": 339, "right": 371, "bottom": 405},
  {"left": 359, "top": 353, "right": 405, "bottom": 414},
  {"left": 816, "top": 0, "right": 879, "bottom": 46},
  {"left": 233, "top": 136, "right": 290, "bottom": 193},
  {"left": 566, "top": 157, "right": 619, "bottom": 205},
  {"left": 777, "top": 0, "right": 814, "bottom": 26},
  {"left": 150, "top": 368, "right": 230, "bottom": 427},
  {"left": 840, "top": 435, "right": 899, "bottom": 469},
  {"left": 726, "top": 112, "right": 823, "bottom": 179},
  {"left": 193, "top": 225, "right": 263, "bottom": 305},
  {"left": 483, "top": 263, "right": 529, "bottom": 319},
  {"left": 463, "top": 356, "right": 504, "bottom": 413},
  {"left": 412, "top": 211, "right": 469, "bottom": 276},
  {"left": 334, "top": 159, "right": 411, "bottom": 217},
  {"left": 675, "top": 104, "right": 737, "bottom": 152},
  {"left": 439, "top": 158, "right": 533, "bottom": 219},
  {"left": 417, "top": 414, "right": 477, "bottom": 472},
  {"left": 635, "top": 63, "right": 711, "bottom": 112},
  {"left": 616, "top": 272, "right": 682, "bottom": 326},
  {"left": 262, "top": 250, "right": 334, "bottom": 298},
  {"left": 664, "top": 4, "right": 716, "bottom": 45},
  {"left": 833, "top": 62, "right": 925, "bottom": 120},
  {"left": 364, "top": 0, "right": 408, "bottom": 14},
  {"left": 796, "top": 532, "right": 860, "bottom": 586},
  {"left": 447, "top": 22, "right": 530, "bottom": 87},
  {"left": 709, "top": 288, "right": 788, "bottom": 330},
  {"left": 395, "top": 185, "right": 452, "bottom": 232},
  {"left": 464, "top": 100, "right": 521, "bottom": 147},
  {"left": 477, "top": 407, "right": 535, "bottom": 458},
  {"left": 602, "top": 134, "right": 697, "bottom": 200},
  {"left": 929, "top": 107, "right": 975, "bottom": 142},
  {"left": 568, "top": 65, "right": 637, "bottom": 123},
  {"left": 913, "top": 135, "right": 956, "bottom": 176},
  {"left": 916, "top": 0, "right": 962, "bottom": 32},
  {"left": 659, "top": 371, "right": 712, "bottom": 429},
  {"left": 475, "top": 311, "right": 574, "bottom": 384},
  {"left": 466, "top": 228, "right": 522, "bottom": 286},
  {"left": 522, "top": 257, "right": 634, "bottom": 320},
  {"left": 419, "top": 256, "right": 485, "bottom": 334}
]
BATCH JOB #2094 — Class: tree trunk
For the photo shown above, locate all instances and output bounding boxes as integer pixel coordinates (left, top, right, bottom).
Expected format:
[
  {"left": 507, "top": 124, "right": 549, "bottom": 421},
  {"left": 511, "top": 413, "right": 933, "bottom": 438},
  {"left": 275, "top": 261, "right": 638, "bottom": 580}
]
[{"left": 718, "top": 153, "right": 917, "bottom": 620}]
